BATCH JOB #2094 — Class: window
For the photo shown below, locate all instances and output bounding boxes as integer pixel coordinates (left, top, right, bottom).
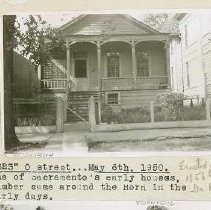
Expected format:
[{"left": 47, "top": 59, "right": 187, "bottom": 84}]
[
  {"left": 107, "top": 53, "right": 120, "bottom": 77},
  {"left": 107, "top": 93, "right": 119, "bottom": 105},
  {"left": 74, "top": 59, "right": 87, "bottom": 78},
  {"left": 186, "top": 62, "right": 190, "bottom": 87},
  {"left": 136, "top": 51, "right": 150, "bottom": 77}
]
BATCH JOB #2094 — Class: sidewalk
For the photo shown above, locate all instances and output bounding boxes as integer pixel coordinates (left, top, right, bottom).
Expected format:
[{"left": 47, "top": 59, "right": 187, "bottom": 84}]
[
  {"left": 15, "top": 122, "right": 90, "bottom": 156},
  {"left": 13, "top": 125, "right": 211, "bottom": 155}
]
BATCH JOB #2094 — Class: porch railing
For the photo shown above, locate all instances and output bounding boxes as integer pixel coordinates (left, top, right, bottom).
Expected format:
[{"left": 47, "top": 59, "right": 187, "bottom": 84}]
[
  {"left": 41, "top": 76, "right": 169, "bottom": 91},
  {"left": 101, "top": 76, "right": 169, "bottom": 91},
  {"left": 41, "top": 79, "right": 69, "bottom": 90},
  {"left": 101, "top": 77, "right": 134, "bottom": 90}
]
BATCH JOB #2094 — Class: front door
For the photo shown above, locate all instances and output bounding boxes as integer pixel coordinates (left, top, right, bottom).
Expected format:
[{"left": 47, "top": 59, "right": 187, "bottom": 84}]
[{"left": 74, "top": 59, "right": 89, "bottom": 91}]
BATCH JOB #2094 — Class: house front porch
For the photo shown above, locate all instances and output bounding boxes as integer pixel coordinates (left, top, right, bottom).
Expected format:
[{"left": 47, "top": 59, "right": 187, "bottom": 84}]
[{"left": 41, "top": 39, "right": 171, "bottom": 93}]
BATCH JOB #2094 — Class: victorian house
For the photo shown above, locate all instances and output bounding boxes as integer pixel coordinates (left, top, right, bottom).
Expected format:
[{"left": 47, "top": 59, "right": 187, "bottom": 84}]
[{"left": 41, "top": 14, "right": 171, "bottom": 121}]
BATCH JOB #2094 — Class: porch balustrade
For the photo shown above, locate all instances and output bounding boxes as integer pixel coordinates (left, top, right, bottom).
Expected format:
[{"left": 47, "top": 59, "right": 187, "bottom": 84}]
[
  {"left": 101, "top": 76, "right": 168, "bottom": 91},
  {"left": 41, "top": 76, "right": 168, "bottom": 90},
  {"left": 41, "top": 79, "right": 69, "bottom": 90}
]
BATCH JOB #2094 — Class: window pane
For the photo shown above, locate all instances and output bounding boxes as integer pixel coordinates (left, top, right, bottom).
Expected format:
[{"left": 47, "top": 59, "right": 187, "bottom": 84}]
[
  {"left": 136, "top": 51, "right": 149, "bottom": 77},
  {"left": 75, "top": 59, "right": 87, "bottom": 78},
  {"left": 107, "top": 53, "right": 120, "bottom": 77},
  {"left": 107, "top": 93, "right": 119, "bottom": 104}
]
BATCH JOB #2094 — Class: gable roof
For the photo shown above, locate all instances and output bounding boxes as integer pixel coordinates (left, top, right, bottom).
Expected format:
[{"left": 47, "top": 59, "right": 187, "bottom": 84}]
[{"left": 60, "top": 14, "right": 160, "bottom": 36}]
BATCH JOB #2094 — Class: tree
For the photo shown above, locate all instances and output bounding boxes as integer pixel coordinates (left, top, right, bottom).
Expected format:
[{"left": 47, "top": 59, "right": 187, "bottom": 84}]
[
  {"left": 4, "top": 15, "right": 20, "bottom": 150},
  {"left": 16, "top": 15, "right": 65, "bottom": 66},
  {"left": 3, "top": 15, "right": 66, "bottom": 150},
  {"left": 143, "top": 13, "right": 179, "bottom": 33}
]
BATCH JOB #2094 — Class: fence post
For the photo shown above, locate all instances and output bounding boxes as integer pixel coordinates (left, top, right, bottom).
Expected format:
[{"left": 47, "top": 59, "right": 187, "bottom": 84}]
[
  {"left": 63, "top": 96, "right": 67, "bottom": 123},
  {"left": 98, "top": 100, "right": 101, "bottom": 123},
  {"left": 64, "top": 107, "right": 67, "bottom": 123},
  {"left": 56, "top": 97, "right": 64, "bottom": 133},
  {"left": 88, "top": 96, "right": 96, "bottom": 132},
  {"left": 150, "top": 101, "right": 155, "bottom": 125},
  {"left": 206, "top": 98, "right": 211, "bottom": 124}
]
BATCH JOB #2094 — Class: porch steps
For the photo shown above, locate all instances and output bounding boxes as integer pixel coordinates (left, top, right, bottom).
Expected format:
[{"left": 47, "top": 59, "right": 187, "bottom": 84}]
[{"left": 67, "top": 91, "right": 99, "bottom": 122}]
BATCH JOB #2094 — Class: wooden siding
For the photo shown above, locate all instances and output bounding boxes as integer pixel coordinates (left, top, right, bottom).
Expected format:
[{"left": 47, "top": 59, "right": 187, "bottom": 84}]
[
  {"left": 13, "top": 52, "right": 40, "bottom": 98},
  {"left": 62, "top": 14, "right": 154, "bottom": 36},
  {"left": 179, "top": 13, "right": 206, "bottom": 98},
  {"left": 203, "top": 43, "right": 211, "bottom": 98},
  {"left": 119, "top": 89, "right": 169, "bottom": 108}
]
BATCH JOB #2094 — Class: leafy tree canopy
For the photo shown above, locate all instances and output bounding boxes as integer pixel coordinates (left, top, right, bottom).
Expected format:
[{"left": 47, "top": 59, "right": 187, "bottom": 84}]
[
  {"left": 143, "top": 13, "right": 179, "bottom": 33},
  {"left": 15, "top": 15, "right": 65, "bottom": 66}
]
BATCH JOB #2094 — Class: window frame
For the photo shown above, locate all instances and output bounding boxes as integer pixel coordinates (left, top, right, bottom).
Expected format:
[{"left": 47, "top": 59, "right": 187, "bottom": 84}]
[
  {"left": 136, "top": 50, "right": 151, "bottom": 77},
  {"left": 106, "top": 92, "right": 120, "bottom": 105},
  {"left": 106, "top": 52, "right": 121, "bottom": 78}
]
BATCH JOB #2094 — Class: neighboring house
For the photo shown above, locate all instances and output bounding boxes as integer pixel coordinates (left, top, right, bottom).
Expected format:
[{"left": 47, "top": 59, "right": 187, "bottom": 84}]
[
  {"left": 169, "top": 34, "right": 183, "bottom": 93},
  {"left": 174, "top": 13, "right": 211, "bottom": 102},
  {"left": 41, "top": 14, "right": 172, "bottom": 121},
  {"left": 13, "top": 51, "right": 40, "bottom": 98}
]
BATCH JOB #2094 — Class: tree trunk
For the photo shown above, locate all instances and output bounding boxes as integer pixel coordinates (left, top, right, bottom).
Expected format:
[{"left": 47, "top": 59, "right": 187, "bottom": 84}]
[{"left": 3, "top": 15, "right": 19, "bottom": 150}]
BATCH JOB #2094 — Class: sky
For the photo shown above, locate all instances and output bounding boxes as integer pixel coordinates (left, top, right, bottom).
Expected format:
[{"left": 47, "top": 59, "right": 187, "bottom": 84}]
[{"left": 15, "top": 10, "right": 178, "bottom": 29}]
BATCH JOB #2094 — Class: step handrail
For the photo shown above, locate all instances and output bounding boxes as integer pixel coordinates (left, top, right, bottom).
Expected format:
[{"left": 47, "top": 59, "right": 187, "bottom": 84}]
[{"left": 66, "top": 107, "right": 87, "bottom": 122}]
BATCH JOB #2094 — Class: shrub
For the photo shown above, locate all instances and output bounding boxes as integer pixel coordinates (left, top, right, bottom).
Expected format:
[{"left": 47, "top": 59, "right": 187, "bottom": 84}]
[
  {"left": 101, "top": 105, "right": 150, "bottom": 124},
  {"left": 181, "top": 105, "right": 205, "bottom": 121},
  {"left": 15, "top": 114, "right": 56, "bottom": 126},
  {"left": 157, "top": 92, "right": 185, "bottom": 121}
]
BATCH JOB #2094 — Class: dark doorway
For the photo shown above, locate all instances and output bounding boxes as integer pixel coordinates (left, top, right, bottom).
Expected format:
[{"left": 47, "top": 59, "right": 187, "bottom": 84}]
[{"left": 75, "top": 59, "right": 87, "bottom": 78}]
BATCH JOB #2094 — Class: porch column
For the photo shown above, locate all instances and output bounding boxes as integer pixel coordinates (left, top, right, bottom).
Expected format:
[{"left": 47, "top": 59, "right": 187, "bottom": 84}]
[
  {"left": 37, "top": 65, "right": 42, "bottom": 94},
  {"left": 131, "top": 41, "right": 137, "bottom": 86},
  {"left": 65, "top": 41, "right": 71, "bottom": 87},
  {"left": 165, "top": 41, "right": 171, "bottom": 88},
  {"left": 97, "top": 41, "right": 102, "bottom": 123},
  {"left": 65, "top": 41, "right": 71, "bottom": 123}
]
